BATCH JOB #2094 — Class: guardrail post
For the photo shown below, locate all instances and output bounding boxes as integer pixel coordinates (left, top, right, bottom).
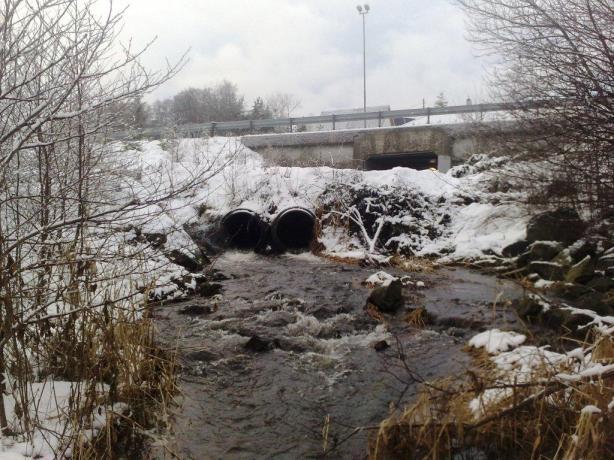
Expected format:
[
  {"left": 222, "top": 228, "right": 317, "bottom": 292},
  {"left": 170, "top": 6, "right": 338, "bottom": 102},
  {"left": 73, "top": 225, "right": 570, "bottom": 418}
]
[
  {"left": 210, "top": 122, "right": 216, "bottom": 137},
  {"left": 378, "top": 111, "right": 382, "bottom": 128},
  {"left": 332, "top": 114, "right": 336, "bottom": 131},
  {"left": 249, "top": 120, "right": 254, "bottom": 134},
  {"left": 427, "top": 107, "right": 431, "bottom": 125},
  {"left": 289, "top": 118, "right": 293, "bottom": 133}
]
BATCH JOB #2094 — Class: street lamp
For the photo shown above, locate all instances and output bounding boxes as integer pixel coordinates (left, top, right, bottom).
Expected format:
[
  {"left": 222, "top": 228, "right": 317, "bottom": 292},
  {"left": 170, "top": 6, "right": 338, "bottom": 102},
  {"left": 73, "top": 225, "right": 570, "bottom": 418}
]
[{"left": 357, "top": 4, "right": 370, "bottom": 128}]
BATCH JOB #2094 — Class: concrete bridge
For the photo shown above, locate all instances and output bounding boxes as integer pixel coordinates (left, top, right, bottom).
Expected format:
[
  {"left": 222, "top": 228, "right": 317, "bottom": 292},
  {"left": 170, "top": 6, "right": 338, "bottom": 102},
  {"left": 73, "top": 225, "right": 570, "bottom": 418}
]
[{"left": 242, "top": 121, "right": 514, "bottom": 172}]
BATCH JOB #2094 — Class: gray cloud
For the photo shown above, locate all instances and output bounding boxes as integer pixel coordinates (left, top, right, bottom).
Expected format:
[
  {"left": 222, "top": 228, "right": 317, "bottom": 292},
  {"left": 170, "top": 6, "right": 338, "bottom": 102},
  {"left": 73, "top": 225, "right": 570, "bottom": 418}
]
[{"left": 117, "top": 0, "right": 491, "bottom": 114}]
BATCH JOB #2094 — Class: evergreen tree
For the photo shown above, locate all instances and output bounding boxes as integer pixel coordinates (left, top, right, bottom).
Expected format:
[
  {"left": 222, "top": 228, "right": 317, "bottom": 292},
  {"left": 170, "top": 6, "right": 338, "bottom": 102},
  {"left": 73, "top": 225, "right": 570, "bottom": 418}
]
[
  {"left": 250, "top": 97, "right": 272, "bottom": 119},
  {"left": 434, "top": 92, "right": 448, "bottom": 108}
]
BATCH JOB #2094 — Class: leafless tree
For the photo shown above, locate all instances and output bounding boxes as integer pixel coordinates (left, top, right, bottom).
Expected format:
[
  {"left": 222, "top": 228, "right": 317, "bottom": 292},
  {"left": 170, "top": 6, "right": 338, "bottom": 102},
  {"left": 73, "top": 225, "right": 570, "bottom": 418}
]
[
  {"left": 267, "top": 92, "right": 302, "bottom": 119},
  {"left": 457, "top": 0, "right": 614, "bottom": 220},
  {"left": 0, "top": 0, "right": 237, "bottom": 455}
]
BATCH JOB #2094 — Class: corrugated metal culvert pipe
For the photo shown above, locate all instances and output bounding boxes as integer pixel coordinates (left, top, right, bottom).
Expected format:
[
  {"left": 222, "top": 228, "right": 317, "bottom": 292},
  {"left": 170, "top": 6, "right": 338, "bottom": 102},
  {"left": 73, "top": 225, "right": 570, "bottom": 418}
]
[
  {"left": 271, "top": 207, "right": 316, "bottom": 252},
  {"left": 221, "top": 209, "right": 269, "bottom": 251}
]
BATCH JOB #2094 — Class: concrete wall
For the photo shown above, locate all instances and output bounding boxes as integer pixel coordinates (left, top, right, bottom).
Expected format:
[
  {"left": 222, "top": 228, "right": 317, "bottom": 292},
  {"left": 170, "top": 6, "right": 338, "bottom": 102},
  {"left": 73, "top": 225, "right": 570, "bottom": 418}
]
[
  {"left": 256, "top": 144, "right": 357, "bottom": 169},
  {"left": 242, "top": 121, "right": 517, "bottom": 171},
  {"left": 353, "top": 125, "right": 452, "bottom": 160}
]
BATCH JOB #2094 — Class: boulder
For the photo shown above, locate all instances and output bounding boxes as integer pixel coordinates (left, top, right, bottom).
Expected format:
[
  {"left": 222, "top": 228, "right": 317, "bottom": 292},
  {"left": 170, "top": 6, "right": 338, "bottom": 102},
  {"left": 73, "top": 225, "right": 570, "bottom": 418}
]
[
  {"left": 372, "top": 340, "right": 390, "bottom": 352},
  {"left": 143, "top": 232, "right": 167, "bottom": 248},
  {"left": 565, "top": 256, "right": 594, "bottom": 283},
  {"left": 243, "top": 335, "right": 272, "bottom": 353},
  {"left": 568, "top": 239, "right": 598, "bottom": 263},
  {"left": 502, "top": 240, "right": 530, "bottom": 258},
  {"left": 553, "top": 249, "right": 573, "bottom": 267},
  {"left": 367, "top": 279, "right": 404, "bottom": 313},
  {"left": 528, "top": 261, "right": 565, "bottom": 281},
  {"left": 526, "top": 208, "right": 586, "bottom": 245},
  {"left": 516, "top": 242, "right": 563, "bottom": 268},
  {"left": 586, "top": 276, "right": 614, "bottom": 293},
  {"left": 528, "top": 241, "right": 564, "bottom": 261},
  {"left": 575, "top": 291, "right": 612, "bottom": 316},
  {"left": 179, "top": 304, "right": 214, "bottom": 316},
  {"left": 596, "top": 254, "right": 614, "bottom": 272},
  {"left": 195, "top": 280, "right": 223, "bottom": 298},
  {"left": 166, "top": 249, "right": 207, "bottom": 273},
  {"left": 516, "top": 297, "right": 544, "bottom": 319},
  {"left": 552, "top": 283, "right": 592, "bottom": 301}
]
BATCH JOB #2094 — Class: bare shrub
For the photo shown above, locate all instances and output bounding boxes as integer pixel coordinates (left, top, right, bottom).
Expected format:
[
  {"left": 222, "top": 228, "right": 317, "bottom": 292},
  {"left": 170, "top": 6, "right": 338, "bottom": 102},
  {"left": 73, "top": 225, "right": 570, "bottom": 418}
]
[{"left": 457, "top": 0, "right": 614, "bottom": 220}]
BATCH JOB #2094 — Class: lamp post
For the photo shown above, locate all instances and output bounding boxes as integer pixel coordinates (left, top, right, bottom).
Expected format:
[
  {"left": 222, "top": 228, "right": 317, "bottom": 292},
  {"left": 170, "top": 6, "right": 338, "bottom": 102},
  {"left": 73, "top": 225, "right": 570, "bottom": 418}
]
[{"left": 357, "top": 4, "right": 370, "bottom": 128}]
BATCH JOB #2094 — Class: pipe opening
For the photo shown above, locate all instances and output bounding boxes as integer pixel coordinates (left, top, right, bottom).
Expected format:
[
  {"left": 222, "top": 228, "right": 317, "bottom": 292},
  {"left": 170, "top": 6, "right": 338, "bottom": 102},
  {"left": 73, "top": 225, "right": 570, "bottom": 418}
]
[
  {"left": 222, "top": 209, "right": 268, "bottom": 250},
  {"left": 365, "top": 152, "right": 438, "bottom": 171},
  {"left": 272, "top": 208, "right": 316, "bottom": 251}
]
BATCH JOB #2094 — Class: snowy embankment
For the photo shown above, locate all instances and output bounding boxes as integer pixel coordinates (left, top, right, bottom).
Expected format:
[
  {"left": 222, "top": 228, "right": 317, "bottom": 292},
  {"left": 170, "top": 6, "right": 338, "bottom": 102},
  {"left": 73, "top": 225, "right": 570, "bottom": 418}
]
[{"left": 116, "top": 137, "right": 528, "bottom": 265}]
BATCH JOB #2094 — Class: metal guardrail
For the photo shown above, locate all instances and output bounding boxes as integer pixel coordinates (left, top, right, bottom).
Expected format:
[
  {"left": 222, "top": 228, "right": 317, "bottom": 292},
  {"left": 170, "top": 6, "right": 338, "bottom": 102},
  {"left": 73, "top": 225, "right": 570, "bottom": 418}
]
[{"left": 119, "top": 101, "right": 519, "bottom": 139}]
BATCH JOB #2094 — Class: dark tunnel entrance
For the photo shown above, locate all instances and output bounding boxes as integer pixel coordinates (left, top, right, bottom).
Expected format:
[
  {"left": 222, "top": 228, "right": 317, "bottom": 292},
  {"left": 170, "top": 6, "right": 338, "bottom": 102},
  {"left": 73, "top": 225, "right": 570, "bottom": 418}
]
[
  {"left": 365, "top": 152, "right": 438, "bottom": 171},
  {"left": 222, "top": 209, "right": 269, "bottom": 250},
  {"left": 271, "top": 208, "right": 316, "bottom": 252}
]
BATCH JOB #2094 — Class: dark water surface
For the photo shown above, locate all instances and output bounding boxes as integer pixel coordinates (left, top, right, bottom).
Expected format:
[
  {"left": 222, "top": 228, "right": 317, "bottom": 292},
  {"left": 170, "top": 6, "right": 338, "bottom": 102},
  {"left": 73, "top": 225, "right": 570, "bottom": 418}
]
[{"left": 152, "top": 252, "right": 524, "bottom": 459}]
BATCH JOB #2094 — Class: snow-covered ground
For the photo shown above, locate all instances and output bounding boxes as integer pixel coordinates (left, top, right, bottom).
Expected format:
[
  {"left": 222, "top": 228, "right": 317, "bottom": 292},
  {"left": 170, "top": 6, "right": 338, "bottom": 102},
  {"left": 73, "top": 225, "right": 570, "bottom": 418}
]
[{"left": 115, "top": 137, "right": 530, "bottom": 263}]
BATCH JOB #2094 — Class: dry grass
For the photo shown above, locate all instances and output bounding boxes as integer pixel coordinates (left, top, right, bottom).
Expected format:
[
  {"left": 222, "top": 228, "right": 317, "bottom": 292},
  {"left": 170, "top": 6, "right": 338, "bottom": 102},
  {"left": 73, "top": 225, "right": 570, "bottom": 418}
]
[
  {"left": 369, "top": 330, "right": 614, "bottom": 460},
  {"left": 390, "top": 256, "right": 438, "bottom": 273},
  {"left": 68, "top": 311, "right": 178, "bottom": 459}
]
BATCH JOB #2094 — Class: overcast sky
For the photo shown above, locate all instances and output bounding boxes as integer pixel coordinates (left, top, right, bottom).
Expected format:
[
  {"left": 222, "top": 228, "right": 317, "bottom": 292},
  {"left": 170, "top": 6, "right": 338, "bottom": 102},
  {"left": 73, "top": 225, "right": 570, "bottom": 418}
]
[{"left": 116, "top": 0, "right": 493, "bottom": 115}]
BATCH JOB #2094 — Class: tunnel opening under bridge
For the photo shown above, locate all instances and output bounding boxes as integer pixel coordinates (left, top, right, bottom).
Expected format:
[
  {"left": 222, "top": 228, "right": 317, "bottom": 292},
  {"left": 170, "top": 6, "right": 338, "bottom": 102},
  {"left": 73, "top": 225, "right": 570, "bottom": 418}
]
[{"left": 364, "top": 152, "right": 439, "bottom": 171}]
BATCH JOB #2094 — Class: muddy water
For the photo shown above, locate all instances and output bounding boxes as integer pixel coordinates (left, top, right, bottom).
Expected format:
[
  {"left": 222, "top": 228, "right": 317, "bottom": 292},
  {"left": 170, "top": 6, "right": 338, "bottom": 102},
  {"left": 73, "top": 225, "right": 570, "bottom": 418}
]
[{"left": 153, "top": 252, "right": 525, "bottom": 459}]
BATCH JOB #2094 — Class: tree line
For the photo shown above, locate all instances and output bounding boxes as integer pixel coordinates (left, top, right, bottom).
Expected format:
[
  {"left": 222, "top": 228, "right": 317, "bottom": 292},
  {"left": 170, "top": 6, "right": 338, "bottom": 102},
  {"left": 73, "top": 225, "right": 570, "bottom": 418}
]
[{"left": 121, "top": 83, "right": 301, "bottom": 128}]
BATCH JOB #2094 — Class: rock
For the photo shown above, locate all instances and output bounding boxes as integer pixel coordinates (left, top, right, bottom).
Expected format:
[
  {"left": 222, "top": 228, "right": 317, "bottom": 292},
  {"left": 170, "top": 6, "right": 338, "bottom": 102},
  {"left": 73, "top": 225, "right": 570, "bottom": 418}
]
[
  {"left": 528, "top": 261, "right": 565, "bottom": 281},
  {"left": 553, "top": 248, "right": 573, "bottom": 267},
  {"left": 367, "top": 280, "right": 404, "bottom": 313},
  {"left": 502, "top": 240, "right": 530, "bottom": 258},
  {"left": 372, "top": 340, "right": 390, "bottom": 352},
  {"left": 516, "top": 297, "right": 544, "bottom": 318},
  {"left": 565, "top": 256, "right": 594, "bottom": 283},
  {"left": 179, "top": 304, "right": 214, "bottom": 316},
  {"left": 243, "top": 335, "right": 272, "bottom": 353},
  {"left": 586, "top": 276, "right": 614, "bottom": 293},
  {"left": 596, "top": 254, "right": 614, "bottom": 272},
  {"left": 196, "top": 281, "right": 223, "bottom": 298},
  {"left": 541, "top": 308, "right": 570, "bottom": 330},
  {"left": 166, "top": 249, "right": 207, "bottom": 273},
  {"left": 526, "top": 208, "right": 586, "bottom": 245},
  {"left": 568, "top": 239, "right": 598, "bottom": 263},
  {"left": 552, "top": 283, "right": 592, "bottom": 301},
  {"left": 528, "top": 241, "right": 564, "bottom": 261},
  {"left": 564, "top": 313, "right": 594, "bottom": 333},
  {"left": 445, "top": 327, "right": 466, "bottom": 338},
  {"left": 516, "top": 242, "right": 564, "bottom": 268},
  {"left": 575, "top": 291, "right": 611, "bottom": 316},
  {"left": 209, "top": 270, "right": 230, "bottom": 281},
  {"left": 143, "top": 232, "right": 167, "bottom": 248}
]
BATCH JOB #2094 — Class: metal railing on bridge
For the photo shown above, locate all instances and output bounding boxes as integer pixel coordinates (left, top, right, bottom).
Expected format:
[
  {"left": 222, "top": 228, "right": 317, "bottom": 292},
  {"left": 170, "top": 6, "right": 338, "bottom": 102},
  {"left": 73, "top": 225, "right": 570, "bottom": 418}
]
[{"left": 120, "top": 101, "right": 521, "bottom": 139}]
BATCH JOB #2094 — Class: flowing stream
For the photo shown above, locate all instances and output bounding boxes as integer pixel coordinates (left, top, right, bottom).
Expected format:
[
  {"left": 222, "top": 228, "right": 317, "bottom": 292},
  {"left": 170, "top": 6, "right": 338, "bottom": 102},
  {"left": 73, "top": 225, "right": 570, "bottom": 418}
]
[{"left": 153, "top": 252, "right": 526, "bottom": 459}]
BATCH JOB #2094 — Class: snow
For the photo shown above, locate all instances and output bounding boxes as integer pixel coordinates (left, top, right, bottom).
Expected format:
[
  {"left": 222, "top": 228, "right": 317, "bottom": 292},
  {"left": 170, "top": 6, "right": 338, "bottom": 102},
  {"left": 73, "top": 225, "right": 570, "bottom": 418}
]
[
  {"left": 0, "top": 380, "right": 121, "bottom": 459},
  {"left": 425, "top": 202, "right": 529, "bottom": 260},
  {"left": 534, "top": 279, "right": 555, "bottom": 289},
  {"left": 364, "top": 271, "right": 398, "bottom": 287},
  {"left": 469, "top": 329, "right": 527, "bottom": 354},
  {"left": 580, "top": 405, "right": 602, "bottom": 415}
]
